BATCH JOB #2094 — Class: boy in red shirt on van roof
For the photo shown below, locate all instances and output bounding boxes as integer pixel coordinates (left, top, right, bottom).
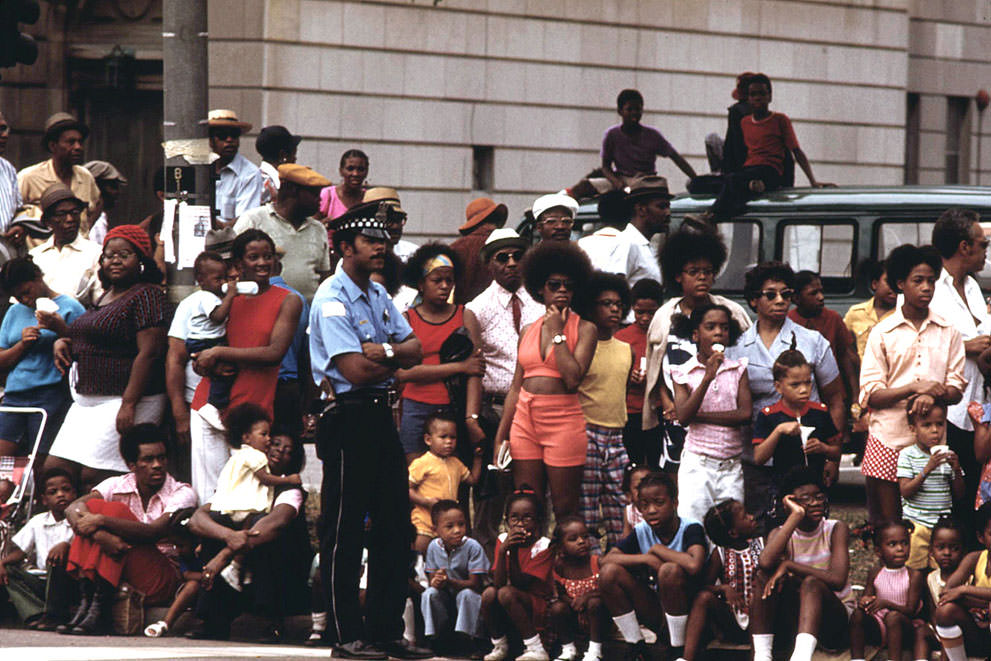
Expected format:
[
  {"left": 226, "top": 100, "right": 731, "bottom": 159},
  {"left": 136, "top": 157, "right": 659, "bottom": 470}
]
[{"left": 709, "top": 73, "right": 832, "bottom": 220}]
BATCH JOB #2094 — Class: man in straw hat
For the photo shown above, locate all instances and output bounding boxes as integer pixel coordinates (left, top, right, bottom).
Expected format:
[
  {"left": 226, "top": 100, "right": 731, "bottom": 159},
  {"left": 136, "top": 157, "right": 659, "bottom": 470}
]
[
  {"left": 309, "top": 200, "right": 429, "bottom": 659},
  {"left": 234, "top": 163, "right": 332, "bottom": 301},
  {"left": 29, "top": 183, "right": 103, "bottom": 305},
  {"left": 362, "top": 186, "right": 417, "bottom": 262},
  {"left": 17, "top": 112, "right": 102, "bottom": 232},
  {"left": 451, "top": 196, "right": 507, "bottom": 304},
  {"left": 206, "top": 109, "right": 263, "bottom": 224}
]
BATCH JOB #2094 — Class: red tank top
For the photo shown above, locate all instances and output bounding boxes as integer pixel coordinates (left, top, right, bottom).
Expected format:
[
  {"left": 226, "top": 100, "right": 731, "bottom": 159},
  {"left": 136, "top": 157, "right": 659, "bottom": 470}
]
[
  {"left": 192, "top": 284, "right": 291, "bottom": 418},
  {"left": 403, "top": 305, "right": 465, "bottom": 405},
  {"left": 518, "top": 311, "right": 580, "bottom": 379}
]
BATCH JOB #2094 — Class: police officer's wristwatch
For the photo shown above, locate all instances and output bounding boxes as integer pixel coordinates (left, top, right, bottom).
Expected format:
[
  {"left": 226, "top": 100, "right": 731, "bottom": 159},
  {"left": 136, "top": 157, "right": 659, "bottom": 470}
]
[{"left": 382, "top": 343, "right": 395, "bottom": 359}]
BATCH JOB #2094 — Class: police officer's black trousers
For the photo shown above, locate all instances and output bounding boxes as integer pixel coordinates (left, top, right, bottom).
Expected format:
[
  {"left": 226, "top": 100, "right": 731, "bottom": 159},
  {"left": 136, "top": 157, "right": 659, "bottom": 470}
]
[{"left": 318, "top": 396, "right": 412, "bottom": 645}]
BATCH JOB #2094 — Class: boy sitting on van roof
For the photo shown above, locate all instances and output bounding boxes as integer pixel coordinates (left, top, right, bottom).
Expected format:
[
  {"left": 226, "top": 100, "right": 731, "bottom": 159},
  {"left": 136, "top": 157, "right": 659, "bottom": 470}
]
[
  {"left": 593, "top": 89, "right": 697, "bottom": 194},
  {"left": 708, "top": 74, "right": 832, "bottom": 220}
]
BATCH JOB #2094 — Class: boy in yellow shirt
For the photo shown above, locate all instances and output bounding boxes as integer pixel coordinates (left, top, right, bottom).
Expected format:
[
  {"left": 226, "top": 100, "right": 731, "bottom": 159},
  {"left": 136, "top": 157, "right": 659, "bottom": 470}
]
[{"left": 409, "top": 413, "right": 483, "bottom": 554}]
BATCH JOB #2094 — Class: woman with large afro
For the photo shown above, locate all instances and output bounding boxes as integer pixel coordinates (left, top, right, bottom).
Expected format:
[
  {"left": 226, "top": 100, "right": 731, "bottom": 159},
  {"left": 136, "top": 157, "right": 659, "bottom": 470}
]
[
  {"left": 493, "top": 240, "right": 597, "bottom": 518},
  {"left": 641, "top": 227, "right": 751, "bottom": 470}
]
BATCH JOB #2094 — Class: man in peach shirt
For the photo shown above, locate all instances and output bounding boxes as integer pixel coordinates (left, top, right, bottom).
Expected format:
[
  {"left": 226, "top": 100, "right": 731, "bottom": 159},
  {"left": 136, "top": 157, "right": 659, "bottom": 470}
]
[{"left": 859, "top": 244, "right": 967, "bottom": 526}]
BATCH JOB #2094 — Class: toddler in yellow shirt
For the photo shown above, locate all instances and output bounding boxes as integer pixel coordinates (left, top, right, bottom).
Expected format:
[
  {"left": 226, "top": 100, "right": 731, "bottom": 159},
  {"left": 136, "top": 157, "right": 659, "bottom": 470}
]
[{"left": 409, "top": 413, "right": 483, "bottom": 554}]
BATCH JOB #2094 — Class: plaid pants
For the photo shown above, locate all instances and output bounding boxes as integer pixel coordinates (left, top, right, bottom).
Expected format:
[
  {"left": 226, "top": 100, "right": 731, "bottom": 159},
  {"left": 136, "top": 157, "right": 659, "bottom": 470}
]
[{"left": 579, "top": 423, "right": 630, "bottom": 552}]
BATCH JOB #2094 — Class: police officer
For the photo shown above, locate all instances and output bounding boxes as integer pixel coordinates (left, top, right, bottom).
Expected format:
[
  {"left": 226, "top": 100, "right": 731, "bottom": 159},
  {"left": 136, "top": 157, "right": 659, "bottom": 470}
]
[{"left": 309, "top": 201, "right": 429, "bottom": 660}]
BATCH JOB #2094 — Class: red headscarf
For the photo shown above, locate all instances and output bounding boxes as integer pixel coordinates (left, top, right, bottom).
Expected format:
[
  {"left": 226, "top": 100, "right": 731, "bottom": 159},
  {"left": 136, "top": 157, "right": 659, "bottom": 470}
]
[{"left": 104, "top": 224, "right": 152, "bottom": 258}]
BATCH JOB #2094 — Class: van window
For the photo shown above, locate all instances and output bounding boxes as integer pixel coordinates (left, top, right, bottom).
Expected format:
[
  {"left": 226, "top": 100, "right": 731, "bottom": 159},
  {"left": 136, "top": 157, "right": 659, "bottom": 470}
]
[
  {"left": 876, "top": 221, "right": 935, "bottom": 261},
  {"left": 780, "top": 221, "right": 856, "bottom": 282},
  {"left": 877, "top": 220, "right": 991, "bottom": 288},
  {"left": 714, "top": 221, "right": 762, "bottom": 292}
]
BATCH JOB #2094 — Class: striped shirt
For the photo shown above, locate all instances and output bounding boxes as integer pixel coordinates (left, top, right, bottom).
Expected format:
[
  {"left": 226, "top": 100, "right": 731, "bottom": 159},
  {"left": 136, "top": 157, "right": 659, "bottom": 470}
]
[
  {"left": 787, "top": 518, "right": 852, "bottom": 604},
  {"left": 897, "top": 443, "right": 954, "bottom": 527},
  {"left": 0, "top": 156, "right": 20, "bottom": 232}
]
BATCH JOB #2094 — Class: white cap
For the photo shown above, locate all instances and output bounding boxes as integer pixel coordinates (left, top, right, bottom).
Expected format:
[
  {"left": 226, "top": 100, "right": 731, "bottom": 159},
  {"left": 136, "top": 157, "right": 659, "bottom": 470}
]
[{"left": 532, "top": 193, "right": 579, "bottom": 222}]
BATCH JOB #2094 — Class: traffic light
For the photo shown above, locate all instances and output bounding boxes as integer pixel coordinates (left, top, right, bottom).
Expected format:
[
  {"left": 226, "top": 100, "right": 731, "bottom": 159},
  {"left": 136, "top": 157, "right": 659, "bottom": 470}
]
[{"left": 0, "top": 0, "right": 41, "bottom": 71}]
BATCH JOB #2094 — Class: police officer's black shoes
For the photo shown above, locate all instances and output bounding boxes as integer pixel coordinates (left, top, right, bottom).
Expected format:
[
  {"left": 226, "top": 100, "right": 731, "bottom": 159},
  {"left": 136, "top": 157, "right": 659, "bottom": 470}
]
[
  {"left": 332, "top": 640, "right": 388, "bottom": 659},
  {"left": 374, "top": 639, "right": 433, "bottom": 659}
]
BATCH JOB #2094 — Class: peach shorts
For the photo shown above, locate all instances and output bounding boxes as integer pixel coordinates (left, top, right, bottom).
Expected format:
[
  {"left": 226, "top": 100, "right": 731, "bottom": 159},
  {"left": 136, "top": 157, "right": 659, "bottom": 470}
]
[{"left": 509, "top": 389, "right": 587, "bottom": 468}]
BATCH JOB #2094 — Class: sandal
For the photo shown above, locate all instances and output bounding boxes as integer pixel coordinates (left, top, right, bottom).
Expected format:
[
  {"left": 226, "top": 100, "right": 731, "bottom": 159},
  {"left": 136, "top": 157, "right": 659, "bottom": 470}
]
[{"left": 144, "top": 620, "right": 168, "bottom": 637}]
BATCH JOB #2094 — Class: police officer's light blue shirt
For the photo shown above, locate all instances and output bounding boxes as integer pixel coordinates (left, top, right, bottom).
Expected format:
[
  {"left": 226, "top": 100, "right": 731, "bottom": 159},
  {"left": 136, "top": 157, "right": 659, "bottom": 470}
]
[
  {"left": 309, "top": 269, "right": 413, "bottom": 395},
  {"left": 725, "top": 316, "right": 840, "bottom": 419}
]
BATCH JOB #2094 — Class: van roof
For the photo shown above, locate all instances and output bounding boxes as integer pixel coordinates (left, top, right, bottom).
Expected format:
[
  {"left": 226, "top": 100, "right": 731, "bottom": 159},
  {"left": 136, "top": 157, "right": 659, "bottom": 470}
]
[{"left": 575, "top": 185, "right": 991, "bottom": 218}]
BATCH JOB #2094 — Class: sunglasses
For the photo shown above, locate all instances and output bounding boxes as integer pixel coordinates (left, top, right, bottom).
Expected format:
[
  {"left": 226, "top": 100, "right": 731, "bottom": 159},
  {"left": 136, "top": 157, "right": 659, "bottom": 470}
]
[
  {"left": 212, "top": 129, "right": 240, "bottom": 140},
  {"left": 545, "top": 278, "right": 574, "bottom": 292},
  {"left": 493, "top": 250, "right": 524, "bottom": 264},
  {"left": 757, "top": 288, "right": 794, "bottom": 301}
]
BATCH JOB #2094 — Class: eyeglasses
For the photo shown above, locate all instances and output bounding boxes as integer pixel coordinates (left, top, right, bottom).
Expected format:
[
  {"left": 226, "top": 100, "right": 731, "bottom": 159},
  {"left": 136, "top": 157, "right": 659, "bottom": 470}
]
[
  {"left": 758, "top": 288, "right": 794, "bottom": 301},
  {"left": 493, "top": 250, "right": 524, "bottom": 264},
  {"left": 51, "top": 208, "right": 82, "bottom": 220},
  {"left": 102, "top": 249, "right": 136, "bottom": 262},
  {"left": 793, "top": 493, "right": 827, "bottom": 506},
  {"left": 683, "top": 267, "right": 715, "bottom": 278},
  {"left": 545, "top": 278, "right": 574, "bottom": 292},
  {"left": 540, "top": 216, "right": 574, "bottom": 227},
  {"left": 597, "top": 298, "right": 623, "bottom": 309}
]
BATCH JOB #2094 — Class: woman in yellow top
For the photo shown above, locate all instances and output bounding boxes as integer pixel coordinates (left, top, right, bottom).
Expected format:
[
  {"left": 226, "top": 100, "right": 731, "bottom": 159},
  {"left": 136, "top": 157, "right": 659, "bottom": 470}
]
[{"left": 575, "top": 272, "right": 636, "bottom": 552}]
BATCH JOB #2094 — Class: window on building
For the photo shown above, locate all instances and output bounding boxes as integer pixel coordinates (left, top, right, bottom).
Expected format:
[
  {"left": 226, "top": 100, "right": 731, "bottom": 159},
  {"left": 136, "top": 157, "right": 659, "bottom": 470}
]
[
  {"left": 472, "top": 145, "right": 494, "bottom": 192},
  {"left": 904, "top": 93, "right": 919, "bottom": 184},
  {"left": 946, "top": 96, "right": 971, "bottom": 184}
]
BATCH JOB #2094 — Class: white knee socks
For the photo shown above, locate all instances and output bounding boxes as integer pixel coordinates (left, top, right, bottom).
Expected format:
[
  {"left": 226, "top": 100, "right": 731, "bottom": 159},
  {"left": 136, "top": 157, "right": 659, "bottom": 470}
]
[
  {"left": 665, "top": 613, "right": 688, "bottom": 647},
  {"left": 752, "top": 633, "right": 774, "bottom": 661},
  {"left": 789, "top": 632, "right": 817, "bottom": 661},
  {"left": 611, "top": 611, "right": 643, "bottom": 643}
]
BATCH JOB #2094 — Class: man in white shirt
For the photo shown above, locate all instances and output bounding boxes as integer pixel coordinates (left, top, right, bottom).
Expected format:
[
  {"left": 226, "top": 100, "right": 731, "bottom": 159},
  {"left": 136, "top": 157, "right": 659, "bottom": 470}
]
[
  {"left": 929, "top": 208, "right": 990, "bottom": 529},
  {"left": 577, "top": 175, "right": 670, "bottom": 286},
  {"left": 207, "top": 109, "right": 263, "bottom": 223},
  {"left": 29, "top": 183, "right": 102, "bottom": 306},
  {"left": 465, "top": 228, "right": 543, "bottom": 556}
]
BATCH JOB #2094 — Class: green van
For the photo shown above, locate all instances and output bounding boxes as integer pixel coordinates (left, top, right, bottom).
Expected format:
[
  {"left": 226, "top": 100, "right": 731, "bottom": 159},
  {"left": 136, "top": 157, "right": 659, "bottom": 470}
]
[{"left": 519, "top": 185, "right": 991, "bottom": 313}]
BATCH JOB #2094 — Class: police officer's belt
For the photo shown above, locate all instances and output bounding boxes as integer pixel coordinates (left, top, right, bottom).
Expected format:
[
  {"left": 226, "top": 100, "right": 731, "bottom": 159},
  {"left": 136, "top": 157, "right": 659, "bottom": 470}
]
[{"left": 336, "top": 388, "right": 398, "bottom": 408}]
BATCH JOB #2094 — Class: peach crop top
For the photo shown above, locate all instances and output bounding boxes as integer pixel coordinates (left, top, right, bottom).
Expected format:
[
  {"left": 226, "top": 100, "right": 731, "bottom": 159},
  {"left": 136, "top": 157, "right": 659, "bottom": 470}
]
[{"left": 518, "top": 312, "right": 580, "bottom": 379}]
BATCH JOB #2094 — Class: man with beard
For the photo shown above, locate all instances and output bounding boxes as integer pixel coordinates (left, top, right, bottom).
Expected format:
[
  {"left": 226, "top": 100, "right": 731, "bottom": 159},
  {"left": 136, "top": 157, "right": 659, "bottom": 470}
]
[
  {"left": 18, "top": 113, "right": 102, "bottom": 233},
  {"left": 309, "top": 200, "right": 427, "bottom": 659},
  {"left": 207, "top": 109, "right": 263, "bottom": 224},
  {"left": 234, "top": 164, "right": 331, "bottom": 301}
]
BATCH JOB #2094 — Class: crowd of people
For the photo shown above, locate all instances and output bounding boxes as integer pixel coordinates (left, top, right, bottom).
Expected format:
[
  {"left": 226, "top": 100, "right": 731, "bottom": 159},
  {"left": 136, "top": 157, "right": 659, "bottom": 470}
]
[{"left": 0, "top": 73, "right": 989, "bottom": 661}]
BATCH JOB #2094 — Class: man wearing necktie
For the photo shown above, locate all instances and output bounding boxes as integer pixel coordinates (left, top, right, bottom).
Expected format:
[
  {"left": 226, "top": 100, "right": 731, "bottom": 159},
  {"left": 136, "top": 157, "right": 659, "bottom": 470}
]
[{"left": 465, "top": 228, "right": 544, "bottom": 557}]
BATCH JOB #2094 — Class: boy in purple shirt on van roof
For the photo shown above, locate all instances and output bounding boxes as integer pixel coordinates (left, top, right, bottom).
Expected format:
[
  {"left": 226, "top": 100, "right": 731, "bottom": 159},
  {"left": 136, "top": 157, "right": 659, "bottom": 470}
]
[{"left": 597, "top": 89, "right": 697, "bottom": 193}]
